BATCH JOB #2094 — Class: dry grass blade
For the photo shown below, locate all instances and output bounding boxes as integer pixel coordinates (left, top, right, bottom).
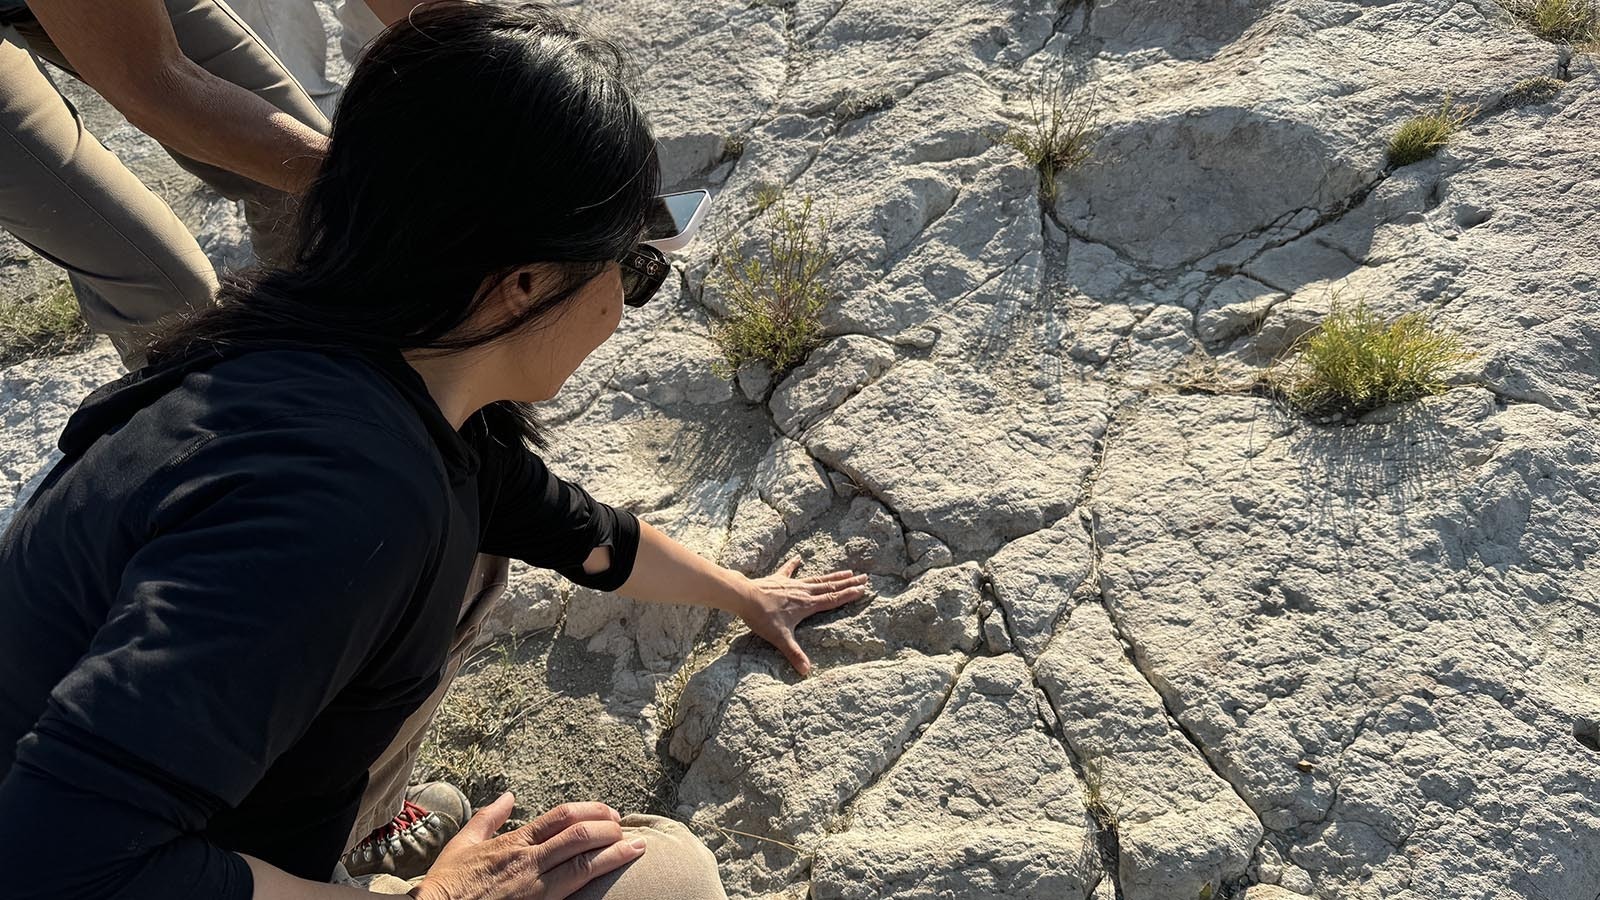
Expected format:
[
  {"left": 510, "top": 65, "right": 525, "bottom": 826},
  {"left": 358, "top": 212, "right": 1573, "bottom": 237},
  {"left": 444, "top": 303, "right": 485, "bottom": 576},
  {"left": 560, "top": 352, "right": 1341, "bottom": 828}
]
[
  {"left": 685, "top": 820, "right": 807, "bottom": 854},
  {"left": 1269, "top": 299, "right": 1476, "bottom": 419},
  {"left": 1386, "top": 96, "right": 1476, "bottom": 167},
  {"left": 413, "top": 642, "right": 528, "bottom": 802},
  {"left": 709, "top": 190, "right": 837, "bottom": 377},
  {"left": 1000, "top": 75, "right": 1100, "bottom": 203},
  {"left": 1499, "top": 0, "right": 1600, "bottom": 43},
  {"left": 0, "top": 283, "right": 91, "bottom": 366}
]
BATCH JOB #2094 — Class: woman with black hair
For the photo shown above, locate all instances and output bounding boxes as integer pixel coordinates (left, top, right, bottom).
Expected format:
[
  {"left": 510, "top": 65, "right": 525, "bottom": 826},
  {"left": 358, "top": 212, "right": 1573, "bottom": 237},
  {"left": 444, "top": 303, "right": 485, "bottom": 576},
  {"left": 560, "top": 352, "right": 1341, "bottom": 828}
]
[{"left": 0, "top": 4, "right": 864, "bottom": 898}]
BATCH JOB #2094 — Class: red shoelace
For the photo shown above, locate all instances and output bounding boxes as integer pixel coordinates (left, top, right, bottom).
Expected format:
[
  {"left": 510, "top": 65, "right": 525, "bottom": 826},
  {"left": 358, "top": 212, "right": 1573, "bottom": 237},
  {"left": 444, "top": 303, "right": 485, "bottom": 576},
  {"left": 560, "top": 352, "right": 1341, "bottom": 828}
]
[{"left": 369, "top": 800, "right": 430, "bottom": 842}]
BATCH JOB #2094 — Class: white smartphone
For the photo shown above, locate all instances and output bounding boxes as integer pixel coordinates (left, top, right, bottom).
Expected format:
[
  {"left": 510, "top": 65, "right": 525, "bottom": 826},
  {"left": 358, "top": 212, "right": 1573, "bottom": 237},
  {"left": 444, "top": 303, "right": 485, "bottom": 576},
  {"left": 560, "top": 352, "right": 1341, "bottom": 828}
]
[{"left": 640, "top": 189, "right": 711, "bottom": 252}]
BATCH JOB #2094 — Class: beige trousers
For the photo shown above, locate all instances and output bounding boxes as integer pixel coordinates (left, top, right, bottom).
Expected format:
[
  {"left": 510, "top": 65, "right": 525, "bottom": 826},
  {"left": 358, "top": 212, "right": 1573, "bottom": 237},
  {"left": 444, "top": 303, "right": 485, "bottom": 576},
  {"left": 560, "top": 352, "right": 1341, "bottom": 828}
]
[
  {"left": 0, "top": 0, "right": 328, "bottom": 366},
  {"left": 348, "top": 555, "right": 728, "bottom": 900}
]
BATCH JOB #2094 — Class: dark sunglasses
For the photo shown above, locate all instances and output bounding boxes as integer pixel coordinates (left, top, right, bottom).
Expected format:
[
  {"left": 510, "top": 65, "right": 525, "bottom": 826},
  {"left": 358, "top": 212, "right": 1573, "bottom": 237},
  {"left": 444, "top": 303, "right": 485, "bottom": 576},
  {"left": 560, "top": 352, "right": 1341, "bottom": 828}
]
[{"left": 618, "top": 244, "right": 670, "bottom": 308}]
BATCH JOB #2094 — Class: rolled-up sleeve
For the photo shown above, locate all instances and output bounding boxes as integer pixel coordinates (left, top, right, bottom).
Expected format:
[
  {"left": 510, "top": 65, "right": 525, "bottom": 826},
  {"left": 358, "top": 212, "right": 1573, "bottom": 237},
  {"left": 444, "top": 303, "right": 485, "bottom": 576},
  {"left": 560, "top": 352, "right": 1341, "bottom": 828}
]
[{"left": 477, "top": 442, "right": 640, "bottom": 592}]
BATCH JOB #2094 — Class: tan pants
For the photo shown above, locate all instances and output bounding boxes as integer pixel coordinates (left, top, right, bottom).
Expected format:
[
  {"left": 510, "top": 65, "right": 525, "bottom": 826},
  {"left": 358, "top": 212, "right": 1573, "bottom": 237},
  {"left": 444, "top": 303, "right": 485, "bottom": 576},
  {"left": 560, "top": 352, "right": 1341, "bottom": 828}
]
[
  {"left": 349, "top": 555, "right": 729, "bottom": 900},
  {"left": 0, "top": 0, "right": 328, "bottom": 366}
]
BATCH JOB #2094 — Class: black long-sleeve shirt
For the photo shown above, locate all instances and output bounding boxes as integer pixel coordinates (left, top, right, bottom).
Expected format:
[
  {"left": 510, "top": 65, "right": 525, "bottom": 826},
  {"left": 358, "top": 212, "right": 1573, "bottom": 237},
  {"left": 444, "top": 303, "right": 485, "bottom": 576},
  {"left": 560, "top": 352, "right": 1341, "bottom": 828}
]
[{"left": 0, "top": 348, "right": 639, "bottom": 898}]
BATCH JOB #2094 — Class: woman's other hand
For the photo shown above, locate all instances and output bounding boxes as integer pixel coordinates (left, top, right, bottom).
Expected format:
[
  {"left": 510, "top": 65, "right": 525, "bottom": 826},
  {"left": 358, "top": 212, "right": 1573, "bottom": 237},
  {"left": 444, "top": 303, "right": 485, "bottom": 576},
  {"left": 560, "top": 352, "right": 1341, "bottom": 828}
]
[
  {"left": 736, "top": 557, "right": 870, "bottom": 676},
  {"left": 410, "top": 794, "right": 645, "bottom": 900}
]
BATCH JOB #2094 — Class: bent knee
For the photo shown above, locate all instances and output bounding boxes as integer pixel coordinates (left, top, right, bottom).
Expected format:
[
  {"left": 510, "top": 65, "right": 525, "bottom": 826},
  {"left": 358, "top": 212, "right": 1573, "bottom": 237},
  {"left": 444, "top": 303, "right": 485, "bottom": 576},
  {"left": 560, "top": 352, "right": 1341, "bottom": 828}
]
[{"left": 568, "top": 814, "right": 726, "bottom": 900}]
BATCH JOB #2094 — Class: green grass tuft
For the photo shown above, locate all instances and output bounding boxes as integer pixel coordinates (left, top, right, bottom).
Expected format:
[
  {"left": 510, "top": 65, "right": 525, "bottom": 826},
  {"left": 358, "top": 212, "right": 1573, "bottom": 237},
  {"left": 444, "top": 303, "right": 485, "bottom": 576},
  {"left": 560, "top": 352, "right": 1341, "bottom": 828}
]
[
  {"left": 1499, "top": 0, "right": 1600, "bottom": 43},
  {"left": 1386, "top": 97, "right": 1475, "bottom": 167},
  {"left": 1270, "top": 300, "right": 1475, "bottom": 419},
  {"left": 0, "top": 282, "right": 91, "bottom": 367},
  {"left": 1000, "top": 75, "right": 1100, "bottom": 203},
  {"left": 709, "top": 191, "right": 837, "bottom": 377}
]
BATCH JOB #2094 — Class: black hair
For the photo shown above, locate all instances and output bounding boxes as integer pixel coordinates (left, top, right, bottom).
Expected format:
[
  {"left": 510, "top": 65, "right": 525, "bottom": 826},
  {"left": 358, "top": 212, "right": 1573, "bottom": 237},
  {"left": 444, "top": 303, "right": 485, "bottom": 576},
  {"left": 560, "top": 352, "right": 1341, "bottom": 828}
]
[{"left": 147, "top": 1, "right": 660, "bottom": 447}]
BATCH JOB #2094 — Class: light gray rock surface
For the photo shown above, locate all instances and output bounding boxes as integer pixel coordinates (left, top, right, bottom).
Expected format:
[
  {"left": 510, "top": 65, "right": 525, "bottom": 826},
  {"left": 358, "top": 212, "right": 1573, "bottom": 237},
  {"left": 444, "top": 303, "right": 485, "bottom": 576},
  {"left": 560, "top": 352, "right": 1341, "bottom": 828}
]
[
  {"left": 768, "top": 334, "right": 895, "bottom": 437},
  {"left": 806, "top": 360, "right": 1109, "bottom": 554},
  {"left": 1038, "top": 602, "right": 1262, "bottom": 900},
  {"left": 1088, "top": 390, "right": 1600, "bottom": 899},
  {"left": 3, "top": 2, "right": 1598, "bottom": 899},
  {"left": 0, "top": 340, "right": 120, "bottom": 534}
]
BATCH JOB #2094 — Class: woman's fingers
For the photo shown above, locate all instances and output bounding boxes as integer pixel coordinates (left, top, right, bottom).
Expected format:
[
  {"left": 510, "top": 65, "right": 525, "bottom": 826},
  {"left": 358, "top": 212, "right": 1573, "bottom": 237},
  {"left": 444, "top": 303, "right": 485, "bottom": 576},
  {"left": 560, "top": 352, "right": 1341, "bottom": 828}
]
[
  {"left": 533, "top": 819, "right": 626, "bottom": 872},
  {"left": 777, "top": 556, "right": 803, "bottom": 578},
  {"left": 543, "top": 838, "right": 649, "bottom": 900},
  {"left": 805, "top": 573, "right": 869, "bottom": 593},
  {"left": 515, "top": 802, "right": 622, "bottom": 846},
  {"left": 772, "top": 626, "right": 812, "bottom": 676},
  {"left": 456, "top": 792, "right": 517, "bottom": 846},
  {"left": 803, "top": 568, "right": 858, "bottom": 583},
  {"left": 806, "top": 585, "right": 867, "bottom": 614}
]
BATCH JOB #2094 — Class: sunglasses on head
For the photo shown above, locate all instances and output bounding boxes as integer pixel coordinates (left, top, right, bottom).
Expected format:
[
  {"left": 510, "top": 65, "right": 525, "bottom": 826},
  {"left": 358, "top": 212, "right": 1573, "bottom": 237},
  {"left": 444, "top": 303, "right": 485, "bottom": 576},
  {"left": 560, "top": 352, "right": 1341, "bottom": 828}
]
[{"left": 617, "top": 244, "right": 670, "bottom": 308}]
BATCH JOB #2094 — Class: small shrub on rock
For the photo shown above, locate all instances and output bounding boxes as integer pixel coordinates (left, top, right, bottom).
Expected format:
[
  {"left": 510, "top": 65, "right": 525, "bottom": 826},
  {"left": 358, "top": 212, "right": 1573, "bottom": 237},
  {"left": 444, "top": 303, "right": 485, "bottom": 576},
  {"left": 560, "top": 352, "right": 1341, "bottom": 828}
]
[
  {"left": 1000, "top": 75, "right": 1099, "bottom": 203},
  {"left": 835, "top": 87, "right": 896, "bottom": 123},
  {"left": 1501, "top": 75, "right": 1565, "bottom": 108},
  {"left": 749, "top": 181, "right": 784, "bottom": 215},
  {"left": 1386, "top": 97, "right": 1475, "bottom": 167},
  {"left": 1499, "top": 0, "right": 1600, "bottom": 44},
  {"left": 1270, "top": 300, "right": 1475, "bottom": 419},
  {"left": 0, "top": 282, "right": 90, "bottom": 366},
  {"left": 709, "top": 191, "right": 837, "bottom": 377}
]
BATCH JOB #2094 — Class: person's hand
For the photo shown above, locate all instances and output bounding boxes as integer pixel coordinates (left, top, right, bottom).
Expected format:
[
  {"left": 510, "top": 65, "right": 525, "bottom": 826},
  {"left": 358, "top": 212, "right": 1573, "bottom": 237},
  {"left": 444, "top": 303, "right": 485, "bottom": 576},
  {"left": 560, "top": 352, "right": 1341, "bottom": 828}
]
[
  {"left": 736, "top": 557, "right": 870, "bottom": 676},
  {"left": 409, "top": 794, "right": 644, "bottom": 900}
]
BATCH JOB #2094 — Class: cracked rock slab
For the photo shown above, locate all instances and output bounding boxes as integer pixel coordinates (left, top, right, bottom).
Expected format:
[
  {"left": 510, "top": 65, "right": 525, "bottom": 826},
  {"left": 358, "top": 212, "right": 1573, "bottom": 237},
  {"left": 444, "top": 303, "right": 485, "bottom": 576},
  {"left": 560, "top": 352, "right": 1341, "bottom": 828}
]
[
  {"left": 806, "top": 360, "right": 1108, "bottom": 553},
  {"left": 813, "top": 656, "right": 1097, "bottom": 899},
  {"left": 778, "top": 493, "right": 911, "bottom": 580},
  {"left": 1056, "top": 106, "right": 1367, "bottom": 269},
  {"left": 753, "top": 436, "right": 833, "bottom": 534},
  {"left": 847, "top": 656, "right": 1088, "bottom": 829},
  {"left": 1037, "top": 602, "right": 1261, "bottom": 900},
  {"left": 577, "top": 0, "right": 786, "bottom": 187},
  {"left": 673, "top": 653, "right": 963, "bottom": 896},
  {"left": 986, "top": 515, "right": 1094, "bottom": 661},
  {"left": 801, "top": 563, "right": 983, "bottom": 675},
  {"left": 786, "top": 73, "right": 1041, "bottom": 342},
  {"left": 811, "top": 823, "right": 1097, "bottom": 900},
  {"left": 768, "top": 335, "right": 896, "bottom": 437},
  {"left": 1197, "top": 275, "right": 1282, "bottom": 345},
  {"left": 1090, "top": 390, "right": 1600, "bottom": 899}
]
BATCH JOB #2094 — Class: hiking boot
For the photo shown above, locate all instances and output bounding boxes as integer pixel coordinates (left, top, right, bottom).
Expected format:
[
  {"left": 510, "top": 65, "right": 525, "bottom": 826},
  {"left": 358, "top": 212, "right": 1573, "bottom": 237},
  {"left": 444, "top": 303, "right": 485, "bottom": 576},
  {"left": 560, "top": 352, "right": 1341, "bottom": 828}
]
[{"left": 342, "top": 782, "right": 472, "bottom": 880}]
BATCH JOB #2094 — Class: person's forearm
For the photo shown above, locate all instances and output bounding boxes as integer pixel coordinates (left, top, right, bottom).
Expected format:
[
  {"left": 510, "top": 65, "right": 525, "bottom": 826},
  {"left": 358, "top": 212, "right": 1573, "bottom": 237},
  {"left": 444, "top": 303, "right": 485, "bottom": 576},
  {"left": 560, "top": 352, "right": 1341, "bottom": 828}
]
[
  {"left": 244, "top": 855, "right": 377, "bottom": 899},
  {"left": 612, "top": 520, "right": 751, "bottom": 613},
  {"left": 124, "top": 62, "right": 328, "bottom": 194},
  {"left": 28, "top": 0, "right": 327, "bottom": 194}
]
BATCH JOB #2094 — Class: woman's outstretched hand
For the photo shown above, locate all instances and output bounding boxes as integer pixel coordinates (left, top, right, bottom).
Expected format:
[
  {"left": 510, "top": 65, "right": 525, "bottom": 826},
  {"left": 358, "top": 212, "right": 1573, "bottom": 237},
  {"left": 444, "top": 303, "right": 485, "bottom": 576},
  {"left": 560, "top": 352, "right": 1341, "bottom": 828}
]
[
  {"left": 736, "top": 557, "right": 870, "bottom": 676},
  {"left": 410, "top": 794, "right": 644, "bottom": 900}
]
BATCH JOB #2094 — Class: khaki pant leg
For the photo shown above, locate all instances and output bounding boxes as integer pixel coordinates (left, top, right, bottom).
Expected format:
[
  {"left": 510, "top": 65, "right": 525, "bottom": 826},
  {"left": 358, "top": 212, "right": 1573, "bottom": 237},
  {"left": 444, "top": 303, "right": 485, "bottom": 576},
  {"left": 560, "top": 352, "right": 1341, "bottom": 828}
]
[
  {"left": 226, "top": 0, "right": 343, "bottom": 120},
  {"left": 0, "top": 35, "right": 216, "bottom": 366},
  {"left": 346, "top": 554, "right": 512, "bottom": 851},
  {"left": 336, "top": 0, "right": 386, "bottom": 68},
  {"left": 14, "top": 0, "right": 330, "bottom": 268},
  {"left": 341, "top": 560, "right": 727, "bottom": 899},
  {"left": 358, "top": 815, "right": 730, "bottom": 898},
  {"left": 569, "top": 815, "right": 729, "bottom": 900}
]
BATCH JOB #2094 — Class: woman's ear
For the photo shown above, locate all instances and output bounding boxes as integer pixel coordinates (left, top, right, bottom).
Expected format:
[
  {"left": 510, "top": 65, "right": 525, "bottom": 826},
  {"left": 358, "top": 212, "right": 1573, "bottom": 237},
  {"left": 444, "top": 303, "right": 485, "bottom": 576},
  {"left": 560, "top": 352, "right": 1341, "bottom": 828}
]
[
  {"left": 515, "top": 268, "right": 538, "bottom": 299},
  {"left": 484, "top": 264, "right": 547, "bottom": 319}
]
